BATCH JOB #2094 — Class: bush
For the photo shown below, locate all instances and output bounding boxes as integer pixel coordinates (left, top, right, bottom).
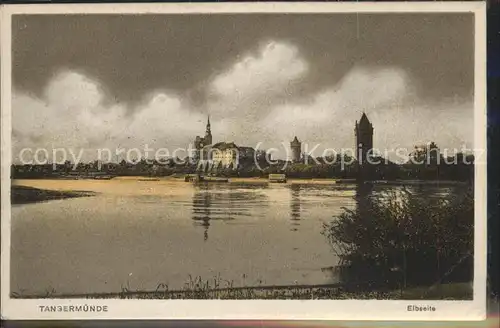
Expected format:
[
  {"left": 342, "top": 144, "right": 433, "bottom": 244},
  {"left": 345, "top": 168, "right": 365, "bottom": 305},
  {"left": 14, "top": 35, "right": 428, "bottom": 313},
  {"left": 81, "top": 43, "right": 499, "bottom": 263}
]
[{"left": 322, "top": 185, "right": 474, "bottom": 291}]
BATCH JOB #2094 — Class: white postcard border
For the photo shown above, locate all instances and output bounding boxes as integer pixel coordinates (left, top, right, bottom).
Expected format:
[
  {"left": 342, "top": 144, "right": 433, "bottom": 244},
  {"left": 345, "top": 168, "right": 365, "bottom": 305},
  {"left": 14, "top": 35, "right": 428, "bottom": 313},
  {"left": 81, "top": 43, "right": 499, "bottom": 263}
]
[{"left": 0, "top": 1, "right": 487, "bottom": 321}]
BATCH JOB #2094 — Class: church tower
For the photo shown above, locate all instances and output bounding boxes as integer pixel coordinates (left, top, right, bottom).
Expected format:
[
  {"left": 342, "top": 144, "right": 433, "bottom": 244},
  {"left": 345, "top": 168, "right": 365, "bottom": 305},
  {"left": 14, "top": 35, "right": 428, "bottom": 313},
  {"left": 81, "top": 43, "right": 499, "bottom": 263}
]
[
  {"left": 354, "top": 112, "right": 374, "bottom": 164},
  {"left": 204, "top": 115, "right": 212, "bottom": 145},
  {"left": 290, "top": 136, "right": 302, "bottom": 162}
]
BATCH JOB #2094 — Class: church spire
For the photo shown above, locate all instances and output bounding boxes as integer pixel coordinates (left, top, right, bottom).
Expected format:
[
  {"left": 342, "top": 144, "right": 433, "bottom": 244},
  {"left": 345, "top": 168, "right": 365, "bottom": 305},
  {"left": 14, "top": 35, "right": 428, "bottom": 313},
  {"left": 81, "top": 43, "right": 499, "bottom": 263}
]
[{"left": 204, "top": 114, "right": 212, "bottom": 145}]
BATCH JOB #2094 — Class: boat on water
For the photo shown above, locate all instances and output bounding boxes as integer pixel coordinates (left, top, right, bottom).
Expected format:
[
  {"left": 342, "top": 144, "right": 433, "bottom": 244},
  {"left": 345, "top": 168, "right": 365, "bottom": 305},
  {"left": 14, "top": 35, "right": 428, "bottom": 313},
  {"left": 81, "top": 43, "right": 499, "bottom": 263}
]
[
  {"left": 184, "top": 174, "right": 229, "bottom": 183},
  {"left": 93, "top": 175, "right": 115, "bottom": 180},
  {"left": 202, "top": 176, "right": 229, "bottom": 182},
  {"left": 185, "top": 174, "right": 201, "bottom": 182},
  {"left": 268, "top": 174, "right": 287, "bottom": 183},
  {"left": 59, "top": 172, "right": 116, "bottom": 180}
]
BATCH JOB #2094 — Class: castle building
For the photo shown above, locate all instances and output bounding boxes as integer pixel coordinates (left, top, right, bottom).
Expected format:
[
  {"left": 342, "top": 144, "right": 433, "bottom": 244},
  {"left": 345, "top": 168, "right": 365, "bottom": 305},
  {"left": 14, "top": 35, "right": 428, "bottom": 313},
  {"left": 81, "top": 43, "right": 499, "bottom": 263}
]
[
  {"left": 211, "top": 142, "right": 239, "bottom": 168},
  {"left": 192, "top": 117, "right": 263, "bottom": 171},
  {"left": 354, "top": 112, "right": 374, "bottom": 164},
  {"left": 290, "top": 136, "right": 302, "bottom": 163},
  {"left": 210, "top": 143, "right": 260, "bottom": 169}
]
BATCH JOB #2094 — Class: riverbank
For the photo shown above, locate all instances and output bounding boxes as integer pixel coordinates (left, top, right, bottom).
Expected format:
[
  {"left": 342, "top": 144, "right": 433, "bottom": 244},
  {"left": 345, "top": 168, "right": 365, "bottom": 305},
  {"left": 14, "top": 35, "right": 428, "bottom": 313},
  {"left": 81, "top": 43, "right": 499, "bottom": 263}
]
[
  {"left": 11, "top": 185, "right": 96, "bottom": 205},
  {"left": 12, "top": 282, "right": 472, "bottom": 300},
  {"left": 229, "top": 177, "right": 342, "bottom": 184},
  {"left": 11, "top": 177, "right": 469, "bottom": 199},
  {"left": 132, "top": 176, "right": 468, "bottom": 186}
]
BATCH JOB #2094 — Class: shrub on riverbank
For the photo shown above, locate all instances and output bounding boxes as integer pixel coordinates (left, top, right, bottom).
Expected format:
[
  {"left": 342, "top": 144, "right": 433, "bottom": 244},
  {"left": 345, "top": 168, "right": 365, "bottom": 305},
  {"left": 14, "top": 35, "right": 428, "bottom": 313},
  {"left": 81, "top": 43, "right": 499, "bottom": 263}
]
[{"left": 322, "top": 186, "right": 474, "bottom": 292}]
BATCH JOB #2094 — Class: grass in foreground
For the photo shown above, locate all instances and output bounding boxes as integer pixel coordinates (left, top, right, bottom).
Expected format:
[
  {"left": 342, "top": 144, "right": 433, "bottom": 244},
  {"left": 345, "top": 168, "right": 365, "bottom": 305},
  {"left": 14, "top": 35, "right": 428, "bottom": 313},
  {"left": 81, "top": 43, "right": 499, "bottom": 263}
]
[
  {"left": 11, "top": 275, "right": 472, "bottom": 300},
  {"left": 111, "top": 282, "right": 471, "bottom": 300}
]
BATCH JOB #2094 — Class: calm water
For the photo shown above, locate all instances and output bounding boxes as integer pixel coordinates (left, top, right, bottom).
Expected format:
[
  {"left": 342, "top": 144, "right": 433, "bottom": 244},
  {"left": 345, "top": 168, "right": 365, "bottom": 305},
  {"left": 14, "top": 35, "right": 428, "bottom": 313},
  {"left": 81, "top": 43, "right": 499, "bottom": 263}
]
[{"left": 10, "top": 179, "right": 455, "bottom": 296}]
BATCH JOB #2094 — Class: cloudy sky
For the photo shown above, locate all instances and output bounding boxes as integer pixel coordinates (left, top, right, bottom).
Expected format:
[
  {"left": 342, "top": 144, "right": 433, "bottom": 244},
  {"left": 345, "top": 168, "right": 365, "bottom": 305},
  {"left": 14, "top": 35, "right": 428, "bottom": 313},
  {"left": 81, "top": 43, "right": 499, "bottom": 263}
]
[{"left": 12, "top": 13, "right": 474, "bottom": 163}]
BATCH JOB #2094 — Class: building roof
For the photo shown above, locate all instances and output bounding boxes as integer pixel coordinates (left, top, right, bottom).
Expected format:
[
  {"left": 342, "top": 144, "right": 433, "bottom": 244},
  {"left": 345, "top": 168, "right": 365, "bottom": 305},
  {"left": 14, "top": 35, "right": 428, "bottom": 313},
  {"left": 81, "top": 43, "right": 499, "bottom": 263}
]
[
  {"left": 238, "top": 146, "right": 255, "bottom": 151},
  {"left": 212, "top": 142, "right": 238, "bottom": 150},
  {"left": 291, "top": 136, "right": 301, "bottom": 145},
  {"left": 359, "top": 112, "right": 371, "bottom": 125}
]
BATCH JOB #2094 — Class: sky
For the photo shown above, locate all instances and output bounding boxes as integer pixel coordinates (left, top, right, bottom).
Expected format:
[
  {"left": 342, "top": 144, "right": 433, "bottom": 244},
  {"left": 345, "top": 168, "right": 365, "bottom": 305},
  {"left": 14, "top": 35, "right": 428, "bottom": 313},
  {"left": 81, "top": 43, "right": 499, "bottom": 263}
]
[{"left": 11, "top": 13, "right": 475, "bottom": 163}]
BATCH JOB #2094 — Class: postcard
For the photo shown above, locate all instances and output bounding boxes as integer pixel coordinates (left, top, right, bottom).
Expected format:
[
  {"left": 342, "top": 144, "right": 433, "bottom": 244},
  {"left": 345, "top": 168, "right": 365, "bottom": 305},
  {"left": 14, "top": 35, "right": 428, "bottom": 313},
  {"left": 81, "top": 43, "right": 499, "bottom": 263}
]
[{"left": 0, "top": 1, "right": 487, "bottom": 321}]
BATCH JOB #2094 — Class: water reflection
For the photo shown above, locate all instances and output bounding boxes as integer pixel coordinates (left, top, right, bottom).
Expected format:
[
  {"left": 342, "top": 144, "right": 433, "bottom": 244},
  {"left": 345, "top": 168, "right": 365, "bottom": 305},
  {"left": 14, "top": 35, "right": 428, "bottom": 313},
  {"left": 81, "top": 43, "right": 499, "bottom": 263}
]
[
  {"left": 191, "top": 185, "right": 212, "bottom": 241},
  {"left": 290, "top": 184, "right": 301, "bottom": 231},
  {"left": 191, "top": 183, "right": 269, "bottom": 241},
  {"left": 331, "top": 182, "right": 474, "bottom": 293},
  {"left": 355, "top": 183, "right": 374, "bottom": 216}
]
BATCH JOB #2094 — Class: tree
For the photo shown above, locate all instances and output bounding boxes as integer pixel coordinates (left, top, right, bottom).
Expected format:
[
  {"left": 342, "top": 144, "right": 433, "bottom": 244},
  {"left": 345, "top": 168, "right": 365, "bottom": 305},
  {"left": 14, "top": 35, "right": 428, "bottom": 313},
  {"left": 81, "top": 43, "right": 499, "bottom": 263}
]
[
  {"left": 322, "top": 186, "right": 474, "bottom": 292},
  {"left": 409, "top": 141, "right": 441, "bottom": 165}
]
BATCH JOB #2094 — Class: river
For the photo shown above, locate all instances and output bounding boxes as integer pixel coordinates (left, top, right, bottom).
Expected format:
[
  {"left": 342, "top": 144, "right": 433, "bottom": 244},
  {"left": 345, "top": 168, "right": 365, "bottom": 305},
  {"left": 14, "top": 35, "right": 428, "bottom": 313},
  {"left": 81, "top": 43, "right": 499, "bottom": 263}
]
[{"left": 10, "top": 178, "right": 459, "bottom": 296}]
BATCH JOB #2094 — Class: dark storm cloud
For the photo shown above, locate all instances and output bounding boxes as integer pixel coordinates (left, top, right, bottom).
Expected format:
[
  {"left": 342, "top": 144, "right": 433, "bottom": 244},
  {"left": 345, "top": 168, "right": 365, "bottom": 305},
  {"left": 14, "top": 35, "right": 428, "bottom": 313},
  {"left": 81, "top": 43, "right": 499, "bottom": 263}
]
[
  {"left": 12, "top": 13, "right": 474, "bottom": 110},
  {"left": 11, "top": 12, "right": 476, "bottom": 164}
]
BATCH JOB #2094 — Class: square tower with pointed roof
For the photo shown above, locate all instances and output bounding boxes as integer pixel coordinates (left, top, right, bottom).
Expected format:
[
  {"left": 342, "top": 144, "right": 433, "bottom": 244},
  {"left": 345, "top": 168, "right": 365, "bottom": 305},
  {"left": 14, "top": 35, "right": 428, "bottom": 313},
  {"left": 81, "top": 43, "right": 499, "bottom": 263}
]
[
  {"left": 354, "top": 112, "right": 374, "bottom": 164},
  {"left": 290, "top": 136, "right": 302, "bottom": 163}
]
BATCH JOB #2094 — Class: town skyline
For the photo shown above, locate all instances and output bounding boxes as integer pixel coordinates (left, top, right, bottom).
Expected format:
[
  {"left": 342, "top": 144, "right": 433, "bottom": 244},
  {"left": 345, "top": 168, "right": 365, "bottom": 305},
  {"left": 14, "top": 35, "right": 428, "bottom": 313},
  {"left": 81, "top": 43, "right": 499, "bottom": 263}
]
[{"left": 12, "top": 111, "right": 476, "bottom": 168}]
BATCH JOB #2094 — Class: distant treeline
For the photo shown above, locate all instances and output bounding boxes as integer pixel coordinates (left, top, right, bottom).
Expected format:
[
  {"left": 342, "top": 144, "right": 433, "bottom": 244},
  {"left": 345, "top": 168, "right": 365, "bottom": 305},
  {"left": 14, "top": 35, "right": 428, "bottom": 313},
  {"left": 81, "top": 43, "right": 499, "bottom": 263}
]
[
  {"left": 11, "top": 155, "right": 474, "bottom": 181},
  {"left": 11, "top": 143, "right": 474, "bottom": 181}
]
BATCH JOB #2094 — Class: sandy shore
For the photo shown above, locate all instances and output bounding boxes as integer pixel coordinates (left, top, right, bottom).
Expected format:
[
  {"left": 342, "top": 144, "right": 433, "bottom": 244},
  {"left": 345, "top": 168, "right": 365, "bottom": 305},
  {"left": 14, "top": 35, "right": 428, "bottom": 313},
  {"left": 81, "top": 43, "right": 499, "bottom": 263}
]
[
  {"left": 11, "top": 177, "right": 465, "bottom": 199},
  {"left": 11, "top": 178, "right": 192, "bottom": 197},
  {"left": 11, "top": 176, "right": 344, "bottom": 195},
  {"left": 10, "top": 177, "right": 351, "bottom": 201}
]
